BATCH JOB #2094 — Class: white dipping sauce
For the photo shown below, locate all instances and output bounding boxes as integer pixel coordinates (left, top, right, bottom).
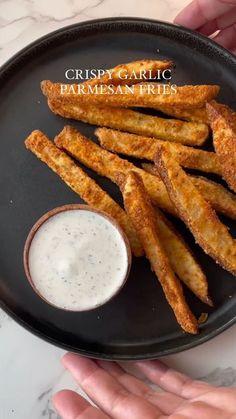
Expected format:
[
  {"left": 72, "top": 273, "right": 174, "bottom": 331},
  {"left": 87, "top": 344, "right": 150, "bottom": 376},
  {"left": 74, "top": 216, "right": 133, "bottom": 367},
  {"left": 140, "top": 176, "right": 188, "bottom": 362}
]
[{"left": 28, "top": 209, "right": 129, "bottom": 310}]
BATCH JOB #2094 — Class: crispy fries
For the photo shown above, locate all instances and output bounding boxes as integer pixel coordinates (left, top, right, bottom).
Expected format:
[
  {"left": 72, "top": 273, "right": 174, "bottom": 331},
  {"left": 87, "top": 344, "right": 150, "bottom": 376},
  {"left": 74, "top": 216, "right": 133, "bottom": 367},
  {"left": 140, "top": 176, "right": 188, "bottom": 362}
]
[
  {"left": 22, "top": 54, "right": 236, "bottom": 335},
  {"left": 81, "top": 59, "right": 174, "bottom": 87},
  {"left": 142, "top": 163, "right": 236, "bottom": 220},
  {"left": 119, "top": 171, "right": 198, "bottom": 334},
  {"left": 24, "top": 130, "right": 143, "bottom": 257},
  {"left": 54, "top": 126, "right": 177, "bottom": 215},
  {"left": 154, "top": 208, "right": 211, "bottom": 305},
  {"left": 26, "top": 133, "right": 211, "bottom": 305},
  {"left": 96, "top": 127, "right": 220, "bottom": 174},
  {"left": 190, "top": 176, "right": 236, "bottom": 220},
  {"left": 155, "top": 146, "right": 236, "bottom": 276},
  {"left": 42, "top": 80, "right": 220, "bottom": 109},
  {"left": 54, "top": 126, "right": 236, "bottom": 219},
  {"left": 49, "top": 100, "right": 209, "bottom": 146},
  {"left": 207, "top": 101, "right": 236, "bottom": 193},
  {"left": 155, "top": 105, "right": 208, "bottom": 123}
]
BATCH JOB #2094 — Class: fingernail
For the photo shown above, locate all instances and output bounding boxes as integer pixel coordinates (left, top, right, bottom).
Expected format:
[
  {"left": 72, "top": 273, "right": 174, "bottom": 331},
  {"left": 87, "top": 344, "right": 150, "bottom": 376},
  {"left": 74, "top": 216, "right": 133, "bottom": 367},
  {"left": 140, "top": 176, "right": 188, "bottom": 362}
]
[
  {"left": 61, "top": 352, "right": 70, "bottom": 366},
  {"left": 61, "top": 352, "right": 80, "bottom": 368}
]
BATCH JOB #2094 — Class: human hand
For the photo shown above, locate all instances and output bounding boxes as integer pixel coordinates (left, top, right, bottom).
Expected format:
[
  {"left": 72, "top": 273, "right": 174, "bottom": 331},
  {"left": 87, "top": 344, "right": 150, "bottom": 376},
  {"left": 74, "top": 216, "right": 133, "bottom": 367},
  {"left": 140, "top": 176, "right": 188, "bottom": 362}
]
[
  {"left": 174, "top": 0, "right": 236, "bottom": 54},
  {"left": 53, "top": 354, "right": 236, "bottom": 418}
]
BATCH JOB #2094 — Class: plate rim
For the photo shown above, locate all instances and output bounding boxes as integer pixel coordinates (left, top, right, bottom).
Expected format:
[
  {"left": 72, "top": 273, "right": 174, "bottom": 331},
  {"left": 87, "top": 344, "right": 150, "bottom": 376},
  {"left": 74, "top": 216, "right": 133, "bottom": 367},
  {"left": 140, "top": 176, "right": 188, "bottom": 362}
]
[
  {"left": 1, "top": 16, "right": 236, "bottom": 76},
  {"left": 1, "top": 16, "right": 236, "bottom": 359}
]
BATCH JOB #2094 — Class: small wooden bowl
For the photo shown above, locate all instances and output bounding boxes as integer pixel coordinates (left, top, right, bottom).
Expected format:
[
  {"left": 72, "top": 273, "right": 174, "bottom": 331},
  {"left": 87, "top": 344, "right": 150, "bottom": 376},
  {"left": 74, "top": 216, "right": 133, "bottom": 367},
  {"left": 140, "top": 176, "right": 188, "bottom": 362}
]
[{"left": 23, "top": 204, "right": 132, "bottom": 311}]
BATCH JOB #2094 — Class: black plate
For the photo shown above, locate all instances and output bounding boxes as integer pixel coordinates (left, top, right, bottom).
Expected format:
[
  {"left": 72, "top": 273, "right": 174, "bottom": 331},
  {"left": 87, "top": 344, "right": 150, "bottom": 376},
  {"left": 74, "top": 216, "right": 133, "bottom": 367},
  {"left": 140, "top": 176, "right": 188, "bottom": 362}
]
[{"left": 1, "top": 17, "right": 236, "bottom": 360}]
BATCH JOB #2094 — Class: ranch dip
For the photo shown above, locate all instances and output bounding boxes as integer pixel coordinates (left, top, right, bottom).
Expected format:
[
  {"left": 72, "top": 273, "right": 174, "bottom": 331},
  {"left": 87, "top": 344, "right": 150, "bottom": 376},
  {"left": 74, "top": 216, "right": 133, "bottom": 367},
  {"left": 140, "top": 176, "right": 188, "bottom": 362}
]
[{"left": 27, "top": 209, "right": 129, "bottom": 310}]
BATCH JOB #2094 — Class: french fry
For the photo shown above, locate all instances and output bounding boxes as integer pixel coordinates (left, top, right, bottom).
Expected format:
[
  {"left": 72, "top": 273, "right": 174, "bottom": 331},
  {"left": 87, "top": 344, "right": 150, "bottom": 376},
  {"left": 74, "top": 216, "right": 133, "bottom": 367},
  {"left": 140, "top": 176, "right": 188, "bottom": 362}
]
[
  {"left": 155, "top": 146, "right": 236, "bottom": 276},
  {"left": 119, "top": 171, "right": 198, "bottom": 334},
  {"left": 42, "top": 80, "right": 220, "bottom": 109},
  {"left": 155, "top": 100, "right": 224, "bottom": 124},
  {"left": 154, "top": 208, "right": 211, "bottom": 305},
  {"left": 155, "top": 105, "right": 208, "bottom": 123},
  {"left": 81, "top": 59, "right": 174, "bottom": 87},
  {"left": 25, "top": 132, "right": 211, "bottom": 305},
  {"left": 49, "top": 100, "right": 209, "bottom": 146},
  {"left": 55, "top": 126, "right": 236, "bottom": 220},
  {"left": 54, "top": 126, "right": 177, "bottom": 215},
  {"left": 96, "top": 127, "right": 220, "bottom": 174},
  {"left": 142, "top": 163, "right": 236, "bottom": 220},
  {"left": 190, "top": 176, "right": 236, "bottom": 220},
  {"left": 207, "top": 101, "right": 236, "bottom": 193},
  {"left": 24, "top": 130, "right": 143, "bottom": 257}
]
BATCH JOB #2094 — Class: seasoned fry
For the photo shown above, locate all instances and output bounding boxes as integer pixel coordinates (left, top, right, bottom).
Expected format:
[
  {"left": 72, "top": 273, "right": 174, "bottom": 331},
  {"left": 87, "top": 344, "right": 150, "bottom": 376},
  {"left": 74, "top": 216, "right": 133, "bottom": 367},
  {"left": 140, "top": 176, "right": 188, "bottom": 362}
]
[
  {"left": 155, "top": 146, "right": 236, "bottom": 276},
  {"left": 96, "top": 127, "right": 220, "bottom": 174},
  {"left": 24, "top": 130, "right": 143, "bottom": 257},
  {"left": 155, "top": 105, "right": 208, "bottom": 123},
  {"left": 42, "top": 80, "right": 220, "bottom": 109},
  {"left": 30, "top": 128, "right": 210, "bottom": 302},
  {"left": 142, "top": 163, "right": 236, "bottom": 220},
  {"left": 49, "top": 100, "right": 209, "bottom": 146},
  {"left": 54, "top": 125, "right": 177, "bottom": 215},
  {"left": 119, "top": 171, "right": 198, "bottom": 334},
  {"left": 154, "top": 208, "right": 211, "bottom": 305},
  {"left": 153, "top": 99, "right": 220, "bottom": 123},
  {"left": 207, "top": 101, "right": 236, "bottom": 193},
  {"left": 81, "top": 59, "right": 174, "bottom": 87},
  {"left": 189, "top": 176, "right": 236, "bottom": 220},
  {"left": 54, "top": 126, "right": 236, "bottom": 220}
]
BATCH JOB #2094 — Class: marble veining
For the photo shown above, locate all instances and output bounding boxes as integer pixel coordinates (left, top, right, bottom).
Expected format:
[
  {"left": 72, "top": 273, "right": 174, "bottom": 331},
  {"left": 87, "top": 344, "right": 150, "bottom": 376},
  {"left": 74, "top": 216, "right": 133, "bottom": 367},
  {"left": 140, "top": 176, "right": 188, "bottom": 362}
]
[
  {"left": 1, "top": 0, "right": 236, "bottom": 418},
  {"left": 200, "top": 368, "right": 236, "bottom": 387},
  {"left": 0, "top": 0, "right": 189, "bottom": 65}
]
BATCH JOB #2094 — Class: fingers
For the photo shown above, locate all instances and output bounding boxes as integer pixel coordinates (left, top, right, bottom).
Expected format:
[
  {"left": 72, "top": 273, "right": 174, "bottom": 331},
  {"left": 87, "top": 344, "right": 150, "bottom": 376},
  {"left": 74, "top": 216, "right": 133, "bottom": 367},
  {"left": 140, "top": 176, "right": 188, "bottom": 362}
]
[
  {"left": 174, "top": 400, "right": 223, "bottom": 418},
  {"left": 198, "top": 8, "right": 236, "bottom": 34},
  {"left": 135, "top": 360, "right": 211, "bottom": 399},
  {"left": 174, "top": 0, "right": 236, "bottom": 55},
  {"left": 97, "top": 360, "right": 153, "bottom": 397},
  {"left": 53, "top": 389, "right": 108, "bottom": 419},
  {"left": 97, "top": 360, "right": 184, "bottom": 415},
  {"left": 212, "top": 23, "right": 236, "bottom": 50},
  {"left": 62, "top": 353, "right": 163, "bottom": 419},
  {"left": 198, "top": 20, "right": 219, "bottom": 36},
  {"left": 174, "top": 0, "right": 236, "bottom": 30}
]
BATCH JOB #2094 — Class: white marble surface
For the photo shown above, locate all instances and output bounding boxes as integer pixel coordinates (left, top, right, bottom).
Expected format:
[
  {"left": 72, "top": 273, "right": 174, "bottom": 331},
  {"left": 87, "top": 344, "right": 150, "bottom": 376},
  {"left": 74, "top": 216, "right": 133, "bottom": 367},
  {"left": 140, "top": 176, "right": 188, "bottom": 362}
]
[{"left": 1, "top": 0, "right": 236, "bottom": 418}]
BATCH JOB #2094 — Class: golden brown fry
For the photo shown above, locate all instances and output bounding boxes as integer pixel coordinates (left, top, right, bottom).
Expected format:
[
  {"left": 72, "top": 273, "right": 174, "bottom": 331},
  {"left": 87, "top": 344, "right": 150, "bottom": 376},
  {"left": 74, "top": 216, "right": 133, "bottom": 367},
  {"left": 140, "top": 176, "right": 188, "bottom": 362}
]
[
  {"left": 49, "top": 100, "right": 209, "bottom": 146},
  {"left": 142, "top": 162, "right": 169, "bottom": 175},
  {"left": 81, "top": 59, "right": 174, "bottom": 87},
  {"left": 24, "top": 130, "right": 143, "bottom": 257},
  {"left": 54, "top": 125, "right": 177, "bottom": 215},
  {"left": 158, "top": 100, "right": 220, "bottom": 124},
  {"left": 189, "top": 176, "right": 236, "bottom": 220},
  {"left": 155, "top": 146, "right": 236, "bottom": 276},
  {"left": 54, "top": 126, "right": 236, "bottom": 220},
  {"left": 207, "top": 100, "right": 236, "bottom": 193},
  {"left": 142, "top": 163, "right": 236, "bottom": 220},
  {"left": 154, "top": 208, "right": 211, "bottom": 305},
  {"left": 31, "top": 127, "right": 208, "bottom": 301},
  {"left": 96, "top": 127, "right": 220, "bottom": 174},
  {"left": 119, "top": 171, "right": 198, "bottom": 334},
  {"left": 42, "top": 80, "right": 220, "bottom": 109},
  {"left": 155, "top": 105, "right": 208, "bottom": 123}
]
